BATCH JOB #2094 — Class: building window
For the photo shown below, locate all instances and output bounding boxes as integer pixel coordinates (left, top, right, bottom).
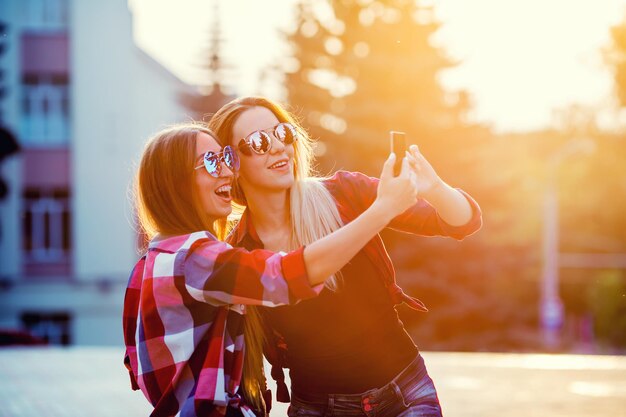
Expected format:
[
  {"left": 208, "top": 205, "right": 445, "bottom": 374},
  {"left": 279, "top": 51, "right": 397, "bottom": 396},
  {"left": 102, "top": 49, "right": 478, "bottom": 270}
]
[
  {"left": 22, "top": 187, "right": 71, "bottom": 267},
  {"left": 23, "top": 0, "right": 68, "bottom": 31},
  {"left": 20, "top": 74, "right": 69, "bottom": 146},
  {"left": 21, "top": 311, "right": 71, "bottom": 345}
]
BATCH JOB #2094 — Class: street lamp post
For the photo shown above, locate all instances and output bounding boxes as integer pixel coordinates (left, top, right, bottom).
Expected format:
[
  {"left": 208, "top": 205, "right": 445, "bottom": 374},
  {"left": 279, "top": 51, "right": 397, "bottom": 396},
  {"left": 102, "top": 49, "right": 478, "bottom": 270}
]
[
  {"left": 540, "top": 173, "right": 564, "bottom": 348},
  {"left": 540, "top": 138, "right": 595, "bottom": 349}
]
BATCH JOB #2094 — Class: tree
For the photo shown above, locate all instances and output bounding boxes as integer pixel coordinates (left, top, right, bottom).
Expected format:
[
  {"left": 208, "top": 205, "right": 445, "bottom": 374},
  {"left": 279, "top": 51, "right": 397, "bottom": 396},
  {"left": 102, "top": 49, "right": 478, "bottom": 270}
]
[
  {"left": 283, "top": 0, "right": 548, "bottom": 352},
  {"left": 276, "top": 0, "right": 626, "bottom": 353},
  {"left": 179, "top": 0, "right": 234, "bottom": 120},
  {"left": 608, "top": 12, "right": 626, "bottom": 107},
  {"left": 284, "top": 0, "right": 474, "bottom": 177}
]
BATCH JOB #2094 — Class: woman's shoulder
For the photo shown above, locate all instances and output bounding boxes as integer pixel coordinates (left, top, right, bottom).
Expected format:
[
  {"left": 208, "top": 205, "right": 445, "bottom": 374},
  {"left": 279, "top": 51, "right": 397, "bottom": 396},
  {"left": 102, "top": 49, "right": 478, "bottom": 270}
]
[
  {"left": 321, "top": 170, "right": 378, "bottom": 200},
  {"left": 320, "top": 170, "right": 375, "bottom": 191},
  {"left": 148, "top": 231, "right": 220, "bottom": 254}
]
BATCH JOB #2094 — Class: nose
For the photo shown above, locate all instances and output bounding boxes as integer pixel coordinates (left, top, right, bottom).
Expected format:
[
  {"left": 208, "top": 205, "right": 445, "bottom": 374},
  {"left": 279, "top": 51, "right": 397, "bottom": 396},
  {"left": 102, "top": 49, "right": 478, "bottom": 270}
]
[
  {"left": 269, "top": 133, "right": 286, "bottom": 154},
  {"left": 219, "top": 161, "right": 234, "bottom": 178}
]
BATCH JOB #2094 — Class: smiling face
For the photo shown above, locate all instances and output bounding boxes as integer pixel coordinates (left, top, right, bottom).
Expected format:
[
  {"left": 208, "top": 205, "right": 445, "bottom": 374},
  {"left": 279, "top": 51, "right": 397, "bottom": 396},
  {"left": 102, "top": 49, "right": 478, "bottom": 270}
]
[
  {"left": 231, "top": 106, "right": 296, "bottom": 195},
  {"left": 194, "top": 132, "right": 234, "bottom": 222}
]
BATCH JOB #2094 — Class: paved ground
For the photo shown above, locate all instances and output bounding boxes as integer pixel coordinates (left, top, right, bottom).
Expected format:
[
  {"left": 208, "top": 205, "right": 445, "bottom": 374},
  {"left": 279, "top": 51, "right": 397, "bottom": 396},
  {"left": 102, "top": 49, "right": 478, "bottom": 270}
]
[{"left": 0, "top": 347, "right": 624, "bottom": 416}]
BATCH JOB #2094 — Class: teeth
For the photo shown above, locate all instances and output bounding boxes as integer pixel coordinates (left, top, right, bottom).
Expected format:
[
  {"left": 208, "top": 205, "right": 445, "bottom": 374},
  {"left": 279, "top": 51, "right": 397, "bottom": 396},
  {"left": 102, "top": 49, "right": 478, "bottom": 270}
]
[
  {"left": 215, "top": 185, "right": 232, "bottom": 197},
  {"left": 216, "top": 185, "right": 231, "bottom": 193},
  {"left": 269, "top": 161, "right": 287, "bottom": 169}
]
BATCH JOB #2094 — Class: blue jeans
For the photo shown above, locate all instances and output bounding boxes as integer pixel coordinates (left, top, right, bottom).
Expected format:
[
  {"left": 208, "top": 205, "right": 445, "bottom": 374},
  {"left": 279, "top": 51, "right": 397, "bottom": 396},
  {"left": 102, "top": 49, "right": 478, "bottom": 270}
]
[{"left": 287, "top": 354, "right": 442, "bottom": 417}]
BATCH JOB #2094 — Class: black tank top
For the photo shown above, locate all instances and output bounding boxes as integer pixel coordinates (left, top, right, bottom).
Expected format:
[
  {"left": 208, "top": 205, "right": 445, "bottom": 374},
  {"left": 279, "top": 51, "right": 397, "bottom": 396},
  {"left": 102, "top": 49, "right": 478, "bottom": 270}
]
[{"left": 261, "top": 250, "right": 417, "bottom": 398}]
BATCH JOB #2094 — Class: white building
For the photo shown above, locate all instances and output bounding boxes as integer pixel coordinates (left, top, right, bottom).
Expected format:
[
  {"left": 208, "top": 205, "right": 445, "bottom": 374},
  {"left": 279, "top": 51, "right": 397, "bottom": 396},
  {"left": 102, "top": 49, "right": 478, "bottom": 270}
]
[{"left": 0, "top": 0, "right": 194, "bottom": 345}]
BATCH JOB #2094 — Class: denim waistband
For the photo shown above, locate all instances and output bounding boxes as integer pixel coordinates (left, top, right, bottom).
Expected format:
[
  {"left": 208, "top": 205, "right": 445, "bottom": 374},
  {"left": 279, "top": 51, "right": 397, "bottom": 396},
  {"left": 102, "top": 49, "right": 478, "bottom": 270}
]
[{"left": 290, "top": 353, "right": 426, "bottom": 410}]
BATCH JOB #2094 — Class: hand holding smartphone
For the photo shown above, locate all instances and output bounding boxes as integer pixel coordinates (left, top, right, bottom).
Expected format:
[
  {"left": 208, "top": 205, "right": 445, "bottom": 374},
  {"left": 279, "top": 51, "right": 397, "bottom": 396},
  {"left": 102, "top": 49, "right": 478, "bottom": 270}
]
[{"left": 390, "top": 131, "right": 406, "bottom": 176}]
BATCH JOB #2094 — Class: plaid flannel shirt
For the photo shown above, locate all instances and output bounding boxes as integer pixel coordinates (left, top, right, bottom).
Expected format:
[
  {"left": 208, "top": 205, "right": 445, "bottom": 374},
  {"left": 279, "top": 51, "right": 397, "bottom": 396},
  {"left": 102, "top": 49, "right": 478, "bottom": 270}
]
[
  {"left": 123, "top": 231, "right": 322, "bottom": 417},
  {"left": 228, "top": 170, "right": 483, "bottom": 403}
]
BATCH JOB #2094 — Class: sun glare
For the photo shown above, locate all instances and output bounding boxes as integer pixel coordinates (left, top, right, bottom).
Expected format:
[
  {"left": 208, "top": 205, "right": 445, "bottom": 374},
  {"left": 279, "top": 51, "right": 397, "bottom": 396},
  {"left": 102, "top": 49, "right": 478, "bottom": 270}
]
[
  {"left": 131, "top": 0, "right": 626, "bottom": 132},
  {"left": 435, "top": 0, "right": 626, "bottom": 131}
]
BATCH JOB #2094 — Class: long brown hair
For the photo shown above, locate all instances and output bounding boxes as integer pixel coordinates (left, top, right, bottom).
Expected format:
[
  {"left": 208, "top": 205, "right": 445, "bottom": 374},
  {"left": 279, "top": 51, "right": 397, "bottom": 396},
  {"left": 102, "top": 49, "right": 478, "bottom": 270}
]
[
  {"left": 135, "top": 122, "right": 260, "bottom": 407},
  {"left": 210, "top": 97, "right": 345, "bottom": 408},
  {"left": 135, "top": 122, "right": 228, "bottom": 243}
]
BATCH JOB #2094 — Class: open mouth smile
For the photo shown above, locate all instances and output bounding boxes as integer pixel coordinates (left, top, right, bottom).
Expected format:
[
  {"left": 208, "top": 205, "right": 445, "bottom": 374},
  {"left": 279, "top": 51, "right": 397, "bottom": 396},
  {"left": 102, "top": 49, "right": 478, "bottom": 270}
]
[{"left": 214, "top": 184, "right": 232, "bottom": 200}]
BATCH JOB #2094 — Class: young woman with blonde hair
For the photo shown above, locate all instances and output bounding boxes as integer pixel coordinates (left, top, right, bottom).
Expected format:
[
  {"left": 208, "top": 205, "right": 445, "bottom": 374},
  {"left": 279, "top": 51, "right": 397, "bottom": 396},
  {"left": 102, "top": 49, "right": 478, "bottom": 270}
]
[
  {"left": 122, "top": 122, "right": 419, "bottom": 417},
  {"left": 210, "top": 97, "right": 482, "bottom": 417}
]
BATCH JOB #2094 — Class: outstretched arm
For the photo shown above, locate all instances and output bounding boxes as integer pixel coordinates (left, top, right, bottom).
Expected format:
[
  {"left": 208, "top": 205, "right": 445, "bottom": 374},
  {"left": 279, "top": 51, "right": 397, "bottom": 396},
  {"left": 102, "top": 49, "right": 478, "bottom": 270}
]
[
  {"left": 326, "top": 152, "right": 481, "bottom": 240},
  {"left": 303, "top": 153, "right": 416, "bottom": 283},
  {"left": 185, "top": 154, "right": 418, "bottom": 306}
]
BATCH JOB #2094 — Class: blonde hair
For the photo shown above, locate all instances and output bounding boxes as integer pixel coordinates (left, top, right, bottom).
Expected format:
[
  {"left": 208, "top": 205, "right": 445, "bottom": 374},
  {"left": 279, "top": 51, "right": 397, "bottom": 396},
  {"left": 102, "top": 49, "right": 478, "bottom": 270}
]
[
  {"left": 209, "top": 97, "right": 345, "bottom": 406},
  {"left": 135, "top": 122, "right": 228, "bottom": 245}
]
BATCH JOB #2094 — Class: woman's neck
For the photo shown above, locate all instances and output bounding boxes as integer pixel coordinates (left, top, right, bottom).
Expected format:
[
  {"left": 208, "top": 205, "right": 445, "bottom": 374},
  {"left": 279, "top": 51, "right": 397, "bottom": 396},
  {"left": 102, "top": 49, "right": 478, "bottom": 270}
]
[{"left": 245, "top": 188, "right": 292, "bottom": 251}]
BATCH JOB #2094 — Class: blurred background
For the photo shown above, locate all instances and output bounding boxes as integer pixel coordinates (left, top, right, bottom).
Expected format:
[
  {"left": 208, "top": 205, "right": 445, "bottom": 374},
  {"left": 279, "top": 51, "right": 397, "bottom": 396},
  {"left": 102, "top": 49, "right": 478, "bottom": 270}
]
[{"left": 1, "top": 0, "right": 625, "bottom": 359}]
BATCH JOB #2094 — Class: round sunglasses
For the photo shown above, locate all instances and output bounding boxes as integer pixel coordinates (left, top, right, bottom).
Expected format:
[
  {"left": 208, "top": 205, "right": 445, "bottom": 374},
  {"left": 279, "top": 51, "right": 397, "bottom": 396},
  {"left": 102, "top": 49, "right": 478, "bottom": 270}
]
[
  {"left": 237, "top": 122, "right": 299, "bottom": 156},
  {"left": 194, "top": 145, "right": 240, "bottom": 178}
]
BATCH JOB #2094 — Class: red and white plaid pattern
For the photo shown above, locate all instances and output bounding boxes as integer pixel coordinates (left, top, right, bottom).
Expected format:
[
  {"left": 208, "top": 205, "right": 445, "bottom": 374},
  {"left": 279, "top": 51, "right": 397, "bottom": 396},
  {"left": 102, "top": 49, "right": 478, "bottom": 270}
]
[{"left": 123, "top": 231, "right": 321, "bottom": 417}]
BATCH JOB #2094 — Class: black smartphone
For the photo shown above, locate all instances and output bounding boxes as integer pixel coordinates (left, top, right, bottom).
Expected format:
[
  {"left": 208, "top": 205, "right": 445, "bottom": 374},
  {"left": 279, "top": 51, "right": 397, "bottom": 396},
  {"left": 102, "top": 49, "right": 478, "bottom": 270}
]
[{"left": 390, "top": 131, "right": 406, "bottom": 176}]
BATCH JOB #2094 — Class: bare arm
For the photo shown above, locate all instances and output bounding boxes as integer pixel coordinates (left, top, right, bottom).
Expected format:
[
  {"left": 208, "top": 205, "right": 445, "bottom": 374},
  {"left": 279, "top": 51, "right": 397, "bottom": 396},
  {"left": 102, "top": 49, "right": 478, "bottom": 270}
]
[
  {"left": 407, "top": 144, "right": 473, "bottom": 226},
  {"left": 420, "top": 180, "right": 473, "bottom": 226}
]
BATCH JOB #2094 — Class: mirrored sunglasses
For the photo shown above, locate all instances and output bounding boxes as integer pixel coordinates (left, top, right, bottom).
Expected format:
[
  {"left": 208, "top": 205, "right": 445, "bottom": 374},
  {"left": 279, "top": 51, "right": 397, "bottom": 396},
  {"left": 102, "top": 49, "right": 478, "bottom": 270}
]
[
  {"left": 237, "top": 122, "right": 299, "bottom": 156},
  {"left": 194, "top": 145, "right": 240, "bottom": 178}
]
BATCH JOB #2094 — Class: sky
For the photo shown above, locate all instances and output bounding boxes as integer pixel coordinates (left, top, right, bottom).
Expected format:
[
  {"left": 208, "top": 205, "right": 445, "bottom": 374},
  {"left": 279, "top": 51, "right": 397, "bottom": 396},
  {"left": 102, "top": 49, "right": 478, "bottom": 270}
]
[{"left": 129, "top": 0, "right": 626, "bottom": 133}]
